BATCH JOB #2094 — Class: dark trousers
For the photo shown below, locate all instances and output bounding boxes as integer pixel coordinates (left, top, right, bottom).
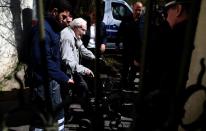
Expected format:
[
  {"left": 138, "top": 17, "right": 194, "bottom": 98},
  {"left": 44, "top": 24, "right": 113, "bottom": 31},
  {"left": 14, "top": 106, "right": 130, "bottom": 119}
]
[
  {"left": 72, "top": 72, "right": 91, "bottom": 98},
  {"left": 121, "top": 53, "right": 139, "bottom": 89}
]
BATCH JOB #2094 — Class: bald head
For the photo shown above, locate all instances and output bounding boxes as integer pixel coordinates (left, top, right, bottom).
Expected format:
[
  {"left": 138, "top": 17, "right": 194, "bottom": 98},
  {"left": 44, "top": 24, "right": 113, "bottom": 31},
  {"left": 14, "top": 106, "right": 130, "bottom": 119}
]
[
  {"left": 133, "top": 2, "right": 143, "bottom": 7},
  {"left": 132, "top": 2, "right": 143, "bottom": 21}
]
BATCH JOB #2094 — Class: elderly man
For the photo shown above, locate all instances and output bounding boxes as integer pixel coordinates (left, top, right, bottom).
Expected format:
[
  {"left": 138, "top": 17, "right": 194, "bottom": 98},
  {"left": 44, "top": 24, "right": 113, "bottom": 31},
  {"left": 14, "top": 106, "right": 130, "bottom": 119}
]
[{"left": 60, "top": 18, "right": 95, "bottom": 108}]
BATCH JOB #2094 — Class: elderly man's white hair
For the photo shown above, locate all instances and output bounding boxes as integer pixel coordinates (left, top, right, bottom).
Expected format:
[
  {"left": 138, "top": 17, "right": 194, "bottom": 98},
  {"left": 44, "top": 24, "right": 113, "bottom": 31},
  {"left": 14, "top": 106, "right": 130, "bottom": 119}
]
[{"left": 69, "top": 18, "right": 87, "bottom": 28}]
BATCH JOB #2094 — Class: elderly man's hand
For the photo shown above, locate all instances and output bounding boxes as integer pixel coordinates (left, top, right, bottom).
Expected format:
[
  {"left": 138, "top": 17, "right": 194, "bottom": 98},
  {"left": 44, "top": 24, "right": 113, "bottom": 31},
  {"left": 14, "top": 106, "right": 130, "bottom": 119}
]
[
  {"left": 68, "top": 79, "right": 74, "bottom": 84},
  {"left": 85, "top": 69, "right": 95, "bottom": 77}
]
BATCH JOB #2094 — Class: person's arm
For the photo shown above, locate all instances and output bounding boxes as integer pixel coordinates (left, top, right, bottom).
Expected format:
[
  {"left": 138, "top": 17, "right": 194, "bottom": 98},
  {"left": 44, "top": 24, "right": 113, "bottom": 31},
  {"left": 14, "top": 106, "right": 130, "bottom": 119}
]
[
  {"left": 99, "top": 22, "right": 107, "bottom": 53},
  {"left": 43, "top": 30, "right": 73, "bottom": 84},
  {"left": 60, "top": 37, "right": 92, "bottom": 75},
  {"left": 77, "top": 40, "right": 95, "bottom": 60},
  {"left": 116, "top": 20, "right": 125, "bottom": 49}
]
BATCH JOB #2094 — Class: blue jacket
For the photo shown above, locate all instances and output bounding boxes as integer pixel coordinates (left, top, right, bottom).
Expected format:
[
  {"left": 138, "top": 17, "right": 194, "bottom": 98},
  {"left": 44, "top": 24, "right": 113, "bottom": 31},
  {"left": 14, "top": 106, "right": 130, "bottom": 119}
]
[{"left": 29, "top": 17, "right": 70, "bottom": 85}]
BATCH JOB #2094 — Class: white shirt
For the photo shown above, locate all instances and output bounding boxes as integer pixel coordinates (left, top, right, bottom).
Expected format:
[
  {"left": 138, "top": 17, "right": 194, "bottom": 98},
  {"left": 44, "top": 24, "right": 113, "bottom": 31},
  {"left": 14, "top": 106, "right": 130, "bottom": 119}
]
[{"left": 87, "top": 24, "right": 96, "bottom": 48}]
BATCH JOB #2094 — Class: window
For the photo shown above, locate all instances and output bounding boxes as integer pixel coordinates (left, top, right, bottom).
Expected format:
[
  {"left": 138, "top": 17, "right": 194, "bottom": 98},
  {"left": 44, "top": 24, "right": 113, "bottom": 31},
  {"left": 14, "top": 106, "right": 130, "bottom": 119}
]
[{"left": 112, "top": 2, "right": 132, "bottom": 20}]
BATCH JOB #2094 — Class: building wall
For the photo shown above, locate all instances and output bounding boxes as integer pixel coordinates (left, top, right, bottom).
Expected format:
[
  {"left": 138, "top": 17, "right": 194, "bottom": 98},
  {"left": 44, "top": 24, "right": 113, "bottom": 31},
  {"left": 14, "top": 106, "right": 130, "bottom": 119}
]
[
  {"left": 0, "top": 0, "right": 33, "bottom": 82},
  {"left": 179, "top": 1, "right": 206, "bottom": 131},
  {"left": 187, "top": 1, "right": 206, "bottom": 87}
]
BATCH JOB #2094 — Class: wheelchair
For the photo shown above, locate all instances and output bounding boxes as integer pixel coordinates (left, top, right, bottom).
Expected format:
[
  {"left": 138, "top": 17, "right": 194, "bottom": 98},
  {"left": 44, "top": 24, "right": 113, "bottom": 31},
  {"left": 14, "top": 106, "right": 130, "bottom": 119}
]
[{"left": 61, "top": 56, "right": 123, "bottom": 131}]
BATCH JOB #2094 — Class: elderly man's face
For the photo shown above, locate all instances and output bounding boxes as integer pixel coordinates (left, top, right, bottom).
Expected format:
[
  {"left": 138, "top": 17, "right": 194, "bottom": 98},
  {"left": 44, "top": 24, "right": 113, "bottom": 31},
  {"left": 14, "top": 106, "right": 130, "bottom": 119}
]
[{"left": 76, "top": 25, "right": 87, "bottom": 39}]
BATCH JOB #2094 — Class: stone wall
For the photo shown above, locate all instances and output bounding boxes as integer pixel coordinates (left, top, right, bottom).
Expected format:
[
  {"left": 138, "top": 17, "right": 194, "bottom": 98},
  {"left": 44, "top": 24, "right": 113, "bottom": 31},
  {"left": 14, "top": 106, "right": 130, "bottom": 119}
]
[{"left": 0, "top": 0, "right": 33, "bottom": 84}]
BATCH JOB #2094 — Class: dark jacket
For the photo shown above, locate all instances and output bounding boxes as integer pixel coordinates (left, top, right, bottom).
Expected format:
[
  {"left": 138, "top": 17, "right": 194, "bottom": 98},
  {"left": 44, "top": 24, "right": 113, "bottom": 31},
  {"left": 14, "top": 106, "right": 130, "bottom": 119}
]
[
  {"left": 145, "top": 20, "right": 192, "bottom": 94},
  {"left": 117, "top": 14, "right": 143, "bottom": 62},
  {"left": 142, "top": 20, "right": 193, "bottom": 130},
  {"left": 29, "top": 17, "right": 70, "bottom": 85}
]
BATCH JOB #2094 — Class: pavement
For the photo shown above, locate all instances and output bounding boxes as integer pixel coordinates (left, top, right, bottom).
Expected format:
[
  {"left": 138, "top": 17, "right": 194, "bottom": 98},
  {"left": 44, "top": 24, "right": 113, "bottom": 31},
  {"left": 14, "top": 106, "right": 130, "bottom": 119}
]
[{"left": 0, "top": 80, "right": 140, "bottom": 131}]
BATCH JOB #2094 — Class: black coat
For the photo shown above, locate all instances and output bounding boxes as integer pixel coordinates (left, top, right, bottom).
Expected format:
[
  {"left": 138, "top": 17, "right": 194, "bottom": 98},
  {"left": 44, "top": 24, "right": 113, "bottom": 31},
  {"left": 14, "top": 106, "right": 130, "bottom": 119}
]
[
  {"left": 117, "top": 14, "right": 143, "bottom": 62},
  {"left": 142, "top": 19, "right": 194, "bottom": 130},
  {"left": 145, "top": 20, "right": 192, "bottom": 95}
]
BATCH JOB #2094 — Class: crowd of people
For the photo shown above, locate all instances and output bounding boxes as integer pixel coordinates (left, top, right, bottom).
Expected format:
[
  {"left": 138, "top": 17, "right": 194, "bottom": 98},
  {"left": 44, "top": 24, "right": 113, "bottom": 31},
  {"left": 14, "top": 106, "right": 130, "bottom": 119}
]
[{"left": 26, "top": 0, "right": 194, "bottom": 130}]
